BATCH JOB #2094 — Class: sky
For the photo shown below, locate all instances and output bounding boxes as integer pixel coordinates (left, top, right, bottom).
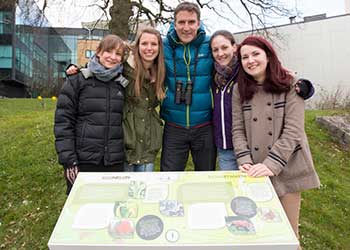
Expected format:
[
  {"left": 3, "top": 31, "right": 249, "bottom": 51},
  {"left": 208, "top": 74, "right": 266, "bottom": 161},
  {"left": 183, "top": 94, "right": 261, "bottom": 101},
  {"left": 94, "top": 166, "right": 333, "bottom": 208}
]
[
  {"left": 201, "top": 0, "right": 347, "bottom": 33},
  {"left": 35, "top": 0, "right": 347, "bottom": 33}
]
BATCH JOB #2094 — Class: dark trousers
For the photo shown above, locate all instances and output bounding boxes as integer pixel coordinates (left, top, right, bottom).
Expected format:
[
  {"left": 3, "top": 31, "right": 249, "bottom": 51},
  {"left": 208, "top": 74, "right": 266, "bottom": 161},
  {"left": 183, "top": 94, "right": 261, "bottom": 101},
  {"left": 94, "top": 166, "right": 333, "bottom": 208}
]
[
  {"left": 160, "top": 123, "right": 216, "bottom": 171},
  {"left": 65, "top": 163, "right": 123, "bottom": 195}
]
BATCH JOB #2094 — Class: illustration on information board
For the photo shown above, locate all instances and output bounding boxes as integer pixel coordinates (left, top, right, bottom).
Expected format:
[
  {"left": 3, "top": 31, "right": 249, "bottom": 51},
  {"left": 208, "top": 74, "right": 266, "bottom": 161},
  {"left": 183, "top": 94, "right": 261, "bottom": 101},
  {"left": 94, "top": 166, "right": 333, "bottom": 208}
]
[{"left": 53, "top": 172, "right": 293, "bottom": 247}]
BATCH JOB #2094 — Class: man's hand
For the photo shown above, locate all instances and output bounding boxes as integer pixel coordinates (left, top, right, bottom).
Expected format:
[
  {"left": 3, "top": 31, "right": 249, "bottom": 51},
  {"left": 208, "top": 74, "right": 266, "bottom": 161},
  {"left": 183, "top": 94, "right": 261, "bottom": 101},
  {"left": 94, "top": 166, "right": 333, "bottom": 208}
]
[
  {"left": 246, "top": 163, "right": 274, "bottom": 177},
  {"left": 66, "top": 65, "right": 79, "bottom": 76}
]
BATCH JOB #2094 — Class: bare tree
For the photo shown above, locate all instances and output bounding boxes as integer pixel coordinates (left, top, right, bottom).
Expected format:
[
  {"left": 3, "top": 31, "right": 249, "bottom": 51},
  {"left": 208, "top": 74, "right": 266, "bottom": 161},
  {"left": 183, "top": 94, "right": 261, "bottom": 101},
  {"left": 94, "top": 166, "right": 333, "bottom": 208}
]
[
  {"left": 1, "top": 0, "right": 50, "bottom": 27},
  {"left": 0, "top": 1, "right": 15, "bottom": 9},
  {"left": 121, "top": 0, "right": 299, "bottom": 38},
  {"left": 109, "top": 0, "right": 132, "bottom": 40},
  {"left": 35, "top": 0, "right": 300, "bottom": 39}
]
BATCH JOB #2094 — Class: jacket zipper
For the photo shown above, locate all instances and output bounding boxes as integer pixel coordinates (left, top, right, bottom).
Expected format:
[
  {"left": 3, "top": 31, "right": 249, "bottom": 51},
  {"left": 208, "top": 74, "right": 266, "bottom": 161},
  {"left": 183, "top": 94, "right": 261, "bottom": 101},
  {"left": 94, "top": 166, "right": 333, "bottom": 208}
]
[
  {"left": 105, "top": 84, "right": 111, "bottom": 163},
  {"left": 184, "top": 44, "right": 191, "bottom": 128},
  {"left": 171, "top": 31, "right": 205, "bottom": 128},
  {"left": 220, "top": 84, "right": 229, "bottom": 149}
]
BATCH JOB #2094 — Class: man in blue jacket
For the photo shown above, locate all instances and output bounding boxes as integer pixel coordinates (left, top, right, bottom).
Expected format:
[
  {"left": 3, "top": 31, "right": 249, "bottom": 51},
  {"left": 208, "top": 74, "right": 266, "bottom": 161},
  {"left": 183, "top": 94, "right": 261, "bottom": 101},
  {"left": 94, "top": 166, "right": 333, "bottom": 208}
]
[{"left": 160, "top": 2, "right": 216, "bottom": 171}]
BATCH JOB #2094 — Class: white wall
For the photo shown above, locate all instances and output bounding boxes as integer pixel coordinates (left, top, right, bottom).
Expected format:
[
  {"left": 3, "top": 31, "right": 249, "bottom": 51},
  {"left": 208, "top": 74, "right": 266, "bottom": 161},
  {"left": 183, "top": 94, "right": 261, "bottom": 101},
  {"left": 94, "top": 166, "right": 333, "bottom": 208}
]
[
  {"left": 345, "top": 0, "right": 350, "bottom": 14},
  {"left": 234, "top": 14, "right": 350, "bottom": 105}
]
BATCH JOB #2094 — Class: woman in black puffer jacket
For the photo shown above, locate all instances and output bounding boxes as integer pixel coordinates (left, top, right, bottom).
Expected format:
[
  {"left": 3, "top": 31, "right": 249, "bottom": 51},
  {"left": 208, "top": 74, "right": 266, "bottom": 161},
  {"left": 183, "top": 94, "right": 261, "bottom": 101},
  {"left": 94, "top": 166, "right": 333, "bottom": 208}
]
[{"left": 54, "top": 34, "right": 129, "bottom": 194}]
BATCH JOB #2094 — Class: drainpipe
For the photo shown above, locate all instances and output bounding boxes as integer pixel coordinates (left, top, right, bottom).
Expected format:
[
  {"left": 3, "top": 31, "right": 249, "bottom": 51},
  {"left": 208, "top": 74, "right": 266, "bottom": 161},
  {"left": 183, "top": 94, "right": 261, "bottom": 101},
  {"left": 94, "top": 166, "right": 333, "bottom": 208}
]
[{"left": 11, "top": 3, "right": 16, "bottom": 80}]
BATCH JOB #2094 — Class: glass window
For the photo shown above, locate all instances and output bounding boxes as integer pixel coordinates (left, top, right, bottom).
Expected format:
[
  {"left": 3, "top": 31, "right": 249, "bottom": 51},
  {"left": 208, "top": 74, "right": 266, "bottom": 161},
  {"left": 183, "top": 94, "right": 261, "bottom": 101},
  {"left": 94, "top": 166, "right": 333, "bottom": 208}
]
[
  {"left": 0, "top": 11, "right": 13, "bottom": 34},
  {"left": 0, "top": 45, "right": 12, "bottom": 68},
  {"left": 0, "top": 45, "right": 12, "bottom": 57},
  {"left": 0, "top": 58, "right": 12, "bottom": 68},
  {"left": 85, "top": 50, "right": 93, "bottom": 58}
]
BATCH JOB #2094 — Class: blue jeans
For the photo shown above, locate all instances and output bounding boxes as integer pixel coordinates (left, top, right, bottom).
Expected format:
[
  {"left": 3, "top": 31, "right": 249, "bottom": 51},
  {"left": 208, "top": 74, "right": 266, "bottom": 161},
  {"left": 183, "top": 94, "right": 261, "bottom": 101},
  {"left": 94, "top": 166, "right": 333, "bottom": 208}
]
[
  {"left": 217, "top": 148, "right": 238, "bottom": 170},
  {"left": 124, "top": 163, "right": 154, "bottom": 172}
]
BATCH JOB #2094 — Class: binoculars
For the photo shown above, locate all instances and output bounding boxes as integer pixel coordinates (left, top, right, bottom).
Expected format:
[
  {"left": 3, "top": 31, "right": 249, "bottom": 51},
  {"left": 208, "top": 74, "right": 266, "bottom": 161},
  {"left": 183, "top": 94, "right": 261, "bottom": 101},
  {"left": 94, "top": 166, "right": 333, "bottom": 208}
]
[{"left": 175, "top": 80, "right": 193, "bottom": 105}]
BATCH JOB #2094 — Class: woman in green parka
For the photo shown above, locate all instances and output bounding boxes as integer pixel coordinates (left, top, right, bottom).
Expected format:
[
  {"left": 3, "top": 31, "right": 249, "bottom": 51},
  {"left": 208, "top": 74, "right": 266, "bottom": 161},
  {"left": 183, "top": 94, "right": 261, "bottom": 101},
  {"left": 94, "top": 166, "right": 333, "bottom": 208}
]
[{"left": 123, "top": 28, "right": 166, "bottom": 172}]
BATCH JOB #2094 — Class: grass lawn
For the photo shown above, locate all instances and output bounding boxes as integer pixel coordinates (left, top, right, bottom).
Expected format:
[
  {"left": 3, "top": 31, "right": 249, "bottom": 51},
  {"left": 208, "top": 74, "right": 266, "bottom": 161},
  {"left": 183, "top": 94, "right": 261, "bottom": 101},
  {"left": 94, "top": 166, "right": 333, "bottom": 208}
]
[{"left": 0, "top": 99, "right": 349, "bottom": 249}]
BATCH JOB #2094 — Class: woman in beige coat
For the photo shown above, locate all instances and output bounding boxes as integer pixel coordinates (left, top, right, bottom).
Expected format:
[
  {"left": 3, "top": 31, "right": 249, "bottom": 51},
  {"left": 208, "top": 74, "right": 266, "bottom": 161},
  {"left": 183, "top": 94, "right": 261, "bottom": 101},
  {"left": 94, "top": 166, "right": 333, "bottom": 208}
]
[{"left": 232, "top": 35, "right": 320, "bottom": 241}]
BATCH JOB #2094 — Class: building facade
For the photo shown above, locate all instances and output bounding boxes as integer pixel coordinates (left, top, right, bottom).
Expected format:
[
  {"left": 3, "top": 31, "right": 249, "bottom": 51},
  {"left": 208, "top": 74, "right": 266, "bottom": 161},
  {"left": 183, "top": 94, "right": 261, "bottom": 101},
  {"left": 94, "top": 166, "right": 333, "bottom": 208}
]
[
  {"left": 52, "top": 27, "right": 110, "bottom": 68},
  {"left": 0, "top": 0, "right": 72, "bottom": 97},
  {"left": 0, "top": 1, "right": 153, "bottom": 98}
]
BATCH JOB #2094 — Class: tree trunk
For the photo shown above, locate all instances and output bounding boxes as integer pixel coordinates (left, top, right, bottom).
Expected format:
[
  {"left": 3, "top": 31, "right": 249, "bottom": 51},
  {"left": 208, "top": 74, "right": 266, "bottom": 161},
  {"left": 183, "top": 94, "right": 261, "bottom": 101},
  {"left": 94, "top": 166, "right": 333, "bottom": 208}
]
[{"left": 109, "top": 0, "right": 132, "bottom": 40}]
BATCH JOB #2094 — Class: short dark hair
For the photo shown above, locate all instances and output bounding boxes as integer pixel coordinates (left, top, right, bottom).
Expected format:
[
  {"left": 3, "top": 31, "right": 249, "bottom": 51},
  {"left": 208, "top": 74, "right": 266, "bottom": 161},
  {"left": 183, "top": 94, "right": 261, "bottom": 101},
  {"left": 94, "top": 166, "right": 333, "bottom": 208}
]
[
  {"left": 210, "top": 30, "right": 236, "bottom": 47},
  {"left": 174, "top": 2, "right": 201, "bottom": 21}
]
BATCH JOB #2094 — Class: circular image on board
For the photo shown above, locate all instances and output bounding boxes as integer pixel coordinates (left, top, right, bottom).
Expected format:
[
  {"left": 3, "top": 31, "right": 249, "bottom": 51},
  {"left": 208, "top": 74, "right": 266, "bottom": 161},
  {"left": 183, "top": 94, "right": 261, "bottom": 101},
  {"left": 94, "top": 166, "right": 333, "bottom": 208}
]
[
  {"left": 136, "top": 215, "right": 164, "bottom": 240},
  {"left": 231, "top": 196, "right": 257, "bottom": 218},
  {"left": 165, "top": 229, "right": 180, "bottom": 243}
]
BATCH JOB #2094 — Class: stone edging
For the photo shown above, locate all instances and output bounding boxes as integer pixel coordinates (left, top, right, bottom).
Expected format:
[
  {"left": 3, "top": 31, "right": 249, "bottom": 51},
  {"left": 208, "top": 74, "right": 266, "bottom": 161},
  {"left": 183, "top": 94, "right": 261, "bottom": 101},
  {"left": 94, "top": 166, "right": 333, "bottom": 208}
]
[{"left": 315, "top": 115, "right": 350, "bottom": 150}]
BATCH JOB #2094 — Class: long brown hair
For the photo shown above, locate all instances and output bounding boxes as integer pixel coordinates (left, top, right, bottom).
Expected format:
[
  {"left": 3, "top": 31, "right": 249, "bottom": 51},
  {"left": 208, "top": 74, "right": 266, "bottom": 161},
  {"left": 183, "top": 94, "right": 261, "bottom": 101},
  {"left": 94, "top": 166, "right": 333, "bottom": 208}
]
[
  {"left": 237, "top": 35, "right": 293, "bottom": 103},
  {"left": 133, "top": 28, "right": 165, "bottom": 100}
]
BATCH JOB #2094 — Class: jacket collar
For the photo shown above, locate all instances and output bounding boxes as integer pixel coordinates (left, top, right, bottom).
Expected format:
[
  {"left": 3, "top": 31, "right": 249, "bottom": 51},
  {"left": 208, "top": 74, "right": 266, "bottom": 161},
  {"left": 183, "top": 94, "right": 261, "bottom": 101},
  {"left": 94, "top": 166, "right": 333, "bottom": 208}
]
[
  {"left": 126, "top": 53, "right": 135, "bottom": 69},
  {"left": 80, "top": 68, "right": 129, "bottom": 88}
]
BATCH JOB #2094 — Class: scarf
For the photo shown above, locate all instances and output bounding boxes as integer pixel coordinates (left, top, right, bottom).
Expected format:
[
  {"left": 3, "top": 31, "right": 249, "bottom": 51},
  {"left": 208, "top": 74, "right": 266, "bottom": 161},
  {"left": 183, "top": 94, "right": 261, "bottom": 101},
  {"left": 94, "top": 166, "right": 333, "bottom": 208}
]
[
  {"left": 87, "top": 55, "right": 124, "bottom": 82},
  {"left": 214, "top": 57, "right": 239, "bottom": 88}
]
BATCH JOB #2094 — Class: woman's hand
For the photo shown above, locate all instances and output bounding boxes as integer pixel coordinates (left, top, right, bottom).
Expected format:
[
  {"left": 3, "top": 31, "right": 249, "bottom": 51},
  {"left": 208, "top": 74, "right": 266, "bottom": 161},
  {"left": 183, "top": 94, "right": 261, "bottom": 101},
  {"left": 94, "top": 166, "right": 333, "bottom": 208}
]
[
  {"left": 239, "top": 163, "right": 252, "bottom": 173},
  {"left": 247, "top": 163, "right": 274, "bottom": 177},
  {"left": 65, "top": 165, "right": 79, "bottom": 184}
]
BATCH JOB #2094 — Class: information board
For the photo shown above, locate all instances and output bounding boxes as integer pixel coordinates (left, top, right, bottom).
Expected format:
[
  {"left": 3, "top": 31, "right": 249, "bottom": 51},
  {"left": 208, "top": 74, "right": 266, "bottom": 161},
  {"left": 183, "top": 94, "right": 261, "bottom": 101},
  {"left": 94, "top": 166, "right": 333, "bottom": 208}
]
[{"left": 48, "top": 171, "right": 299, "bottom": 250}]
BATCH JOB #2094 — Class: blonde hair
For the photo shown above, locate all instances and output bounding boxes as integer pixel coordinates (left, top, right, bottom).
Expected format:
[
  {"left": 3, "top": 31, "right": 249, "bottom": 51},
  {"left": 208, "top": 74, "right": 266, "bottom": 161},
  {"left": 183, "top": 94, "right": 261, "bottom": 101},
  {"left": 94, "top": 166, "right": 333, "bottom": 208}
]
[{"left": 133, "top": 28, "right": 165, "bottom": 100}]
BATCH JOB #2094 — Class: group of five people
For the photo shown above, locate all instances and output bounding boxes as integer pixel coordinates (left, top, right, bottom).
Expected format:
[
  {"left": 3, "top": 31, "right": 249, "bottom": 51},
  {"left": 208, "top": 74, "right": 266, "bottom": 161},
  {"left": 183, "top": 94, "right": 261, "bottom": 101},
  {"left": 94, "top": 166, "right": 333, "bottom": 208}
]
[{"left": 54, "top": 1, "right": 320, "bottom": 243}]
